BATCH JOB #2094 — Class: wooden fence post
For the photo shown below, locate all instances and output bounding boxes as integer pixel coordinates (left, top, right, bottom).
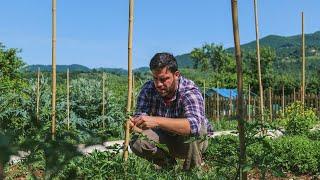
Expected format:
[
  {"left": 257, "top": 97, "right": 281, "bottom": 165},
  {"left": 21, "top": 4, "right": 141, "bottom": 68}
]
[
  {"left": 123, "top": 0, "right": 134, "bottom": 162},
  {"left": 231, "top": 0, "right": 247, "bottom": 178},
  {"left": 67, "top": 68, "right": 70, "bottom": 130},
  {"left": 254, "top": 0, "right": 264, "bottom": 123},
  {"left": 269, "top": 87, "right": 272, "bottom": 120},
  {"left": 203, "top": 80, "right": 206, "bottom": 115},
  {"left": 51, "top": 0, "right": 57, "bottom": 140},
  {"left": 36, "top": 67, "right": 41, "bottom": 125},
  {"left": 301, "top": 12, "right": 305, "bottom": 108},
  {"left": 216, "top": 82, "right": 220, "bottom": 121},
  {"left": 282, "top": 85, "right": 285, "bottom": 116},
  {"left": 102, "top": 72, "right": 105, "bottom": 129},
  {"left": 248, "top": 84, "right": 251, "bottom": 121},
  {"left": 229, "top": 89, "right": 232, "bottom": 117}
]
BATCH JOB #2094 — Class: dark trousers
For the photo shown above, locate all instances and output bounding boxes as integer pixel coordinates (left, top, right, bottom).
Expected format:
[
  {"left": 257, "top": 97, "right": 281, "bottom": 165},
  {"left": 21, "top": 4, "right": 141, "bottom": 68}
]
[{"left": 129, "top": 127, "right": 208, "bottom": 170}]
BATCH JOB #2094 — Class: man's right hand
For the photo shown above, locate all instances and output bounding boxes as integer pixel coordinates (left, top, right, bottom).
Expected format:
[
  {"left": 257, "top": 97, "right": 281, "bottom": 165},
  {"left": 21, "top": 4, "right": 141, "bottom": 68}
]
[{"left": 129, "top": 117, "right": 142, "bottom": 133}]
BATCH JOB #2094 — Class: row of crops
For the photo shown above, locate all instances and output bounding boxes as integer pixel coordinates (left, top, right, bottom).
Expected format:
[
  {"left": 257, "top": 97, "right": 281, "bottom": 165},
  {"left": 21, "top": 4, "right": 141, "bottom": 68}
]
[
  {"left": 1, "top": 46, "right": 320, "bottom": 179},
  {"left": 1, "top": 72, "right": 137, "bottom": 141},
  {"left": 1, "top": 68, "right": 320, "bottom": 178}
]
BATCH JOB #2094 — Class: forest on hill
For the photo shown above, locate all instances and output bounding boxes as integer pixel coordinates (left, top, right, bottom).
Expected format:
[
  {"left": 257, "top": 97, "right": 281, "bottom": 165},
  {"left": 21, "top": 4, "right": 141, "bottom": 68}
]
[{"left": 176, "top": 30, "right": 320, "bottom": 68}]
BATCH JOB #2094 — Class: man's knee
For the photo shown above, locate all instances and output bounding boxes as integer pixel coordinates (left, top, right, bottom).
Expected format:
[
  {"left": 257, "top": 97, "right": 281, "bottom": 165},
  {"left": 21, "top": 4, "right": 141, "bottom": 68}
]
[
  {"left": 129, "top": 138, "right": 157, "bottom": 157},
  {"left": 129, "top": 138, "right": 142, "bottom": 155}
]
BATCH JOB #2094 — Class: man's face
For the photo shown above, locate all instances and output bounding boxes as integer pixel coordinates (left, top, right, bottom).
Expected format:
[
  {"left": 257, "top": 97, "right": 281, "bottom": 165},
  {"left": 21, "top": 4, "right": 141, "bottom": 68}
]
[{"left": 152, "top": 67, "right": 180, "bottom": 98}]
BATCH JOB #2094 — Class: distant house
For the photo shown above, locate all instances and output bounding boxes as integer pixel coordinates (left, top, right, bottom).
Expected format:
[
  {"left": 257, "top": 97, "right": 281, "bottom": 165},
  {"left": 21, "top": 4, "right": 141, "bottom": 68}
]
[
  {"left": 204, "top": 88, "right": 257, "bottom": 120},
  {"left": 205, "top": 88, "right": 257, "bottom": 99},
  {"left": 205, "top": 88, "right": 238, "bottom": 99}
]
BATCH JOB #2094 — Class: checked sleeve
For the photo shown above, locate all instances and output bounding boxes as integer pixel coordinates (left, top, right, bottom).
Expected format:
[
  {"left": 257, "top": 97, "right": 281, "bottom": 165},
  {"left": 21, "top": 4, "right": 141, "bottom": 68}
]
[{"left": 181, "top": 89, "right": 205, "bottom": 136}]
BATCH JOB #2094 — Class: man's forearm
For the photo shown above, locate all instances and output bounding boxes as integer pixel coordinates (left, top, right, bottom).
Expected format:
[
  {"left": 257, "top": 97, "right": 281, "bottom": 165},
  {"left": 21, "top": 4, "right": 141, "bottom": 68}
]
[{"left": 155, "top": 117, "right": 191, "bottom": 136}]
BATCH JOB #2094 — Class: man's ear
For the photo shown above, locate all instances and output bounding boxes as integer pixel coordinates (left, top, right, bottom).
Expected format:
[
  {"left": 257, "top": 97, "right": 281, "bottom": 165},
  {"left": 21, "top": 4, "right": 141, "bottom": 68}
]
[{"left": 174, "top": 71, "right": 180, "bottom": 78}]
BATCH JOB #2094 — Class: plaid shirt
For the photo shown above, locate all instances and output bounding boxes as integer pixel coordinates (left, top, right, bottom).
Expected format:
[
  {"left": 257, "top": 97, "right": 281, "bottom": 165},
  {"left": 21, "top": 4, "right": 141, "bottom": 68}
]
[{"left": 135, "top": 76, "right": 213, "bottom": 136}]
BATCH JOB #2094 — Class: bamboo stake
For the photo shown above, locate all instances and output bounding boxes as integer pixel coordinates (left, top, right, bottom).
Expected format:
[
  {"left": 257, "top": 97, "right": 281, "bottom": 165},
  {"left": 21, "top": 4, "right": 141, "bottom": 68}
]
[
  {"left": 248, "top": 84, "right": 251, "bottom": 121},
  {"left": 36, "top": 67, "right": 40, "bottom": 124},
  {"left": 51, "top": 0, "right": 57, "bottom": 140},
  {"left": 301, "top": 12, "right": 305, "bottom": 108},
  {"left": 0, "top": 164, "right": 4, "bottom": 180},
  {"left": 253, "top": 98, "right": 256, "bottom": 118},
  {"left": 104, "top": 73, "right": 109, "bottom": 116},
  {"left": 132, "top": 72, "right": 135, "bottom": 110},
  {"left": 67, "top": 68, "right": 70, "bottom": 130},
  {"left": 203, "top": 80, "right": 206, "bottom": 114},
  {"left": 316, "top": 94, "right": 320, "bottom": 116},
  {"left": 216, "top": 81, "right": 220, "bottom": 121},
  {"left": 123, "top": 0, "right": 134, "bottom": 161},
  {"left": 293, "top": 88, "right": 296, "bottom": 101},
  {"left": 282, "top": 85, "right": 285, "bottom": 116},
  {"left": 229, "top": 89, "right": 232, "bottom": 117},
  {"left": 102, "top": 72, "right": 105, "bottom": 129},
  {"left": 269, "top": 87, "right": 272, "bottom": 120},
  {"left": 254, "top": 0, "right": 264, "bottom": 122},
  {"left": 231, "top": 0, "right": 247, "bottom": 179}
]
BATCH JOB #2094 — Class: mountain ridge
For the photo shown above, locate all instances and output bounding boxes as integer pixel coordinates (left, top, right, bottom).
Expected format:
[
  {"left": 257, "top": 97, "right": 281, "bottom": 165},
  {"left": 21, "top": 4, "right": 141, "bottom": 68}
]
[{"left": 24, "top": 31, "right": 320, "bottom": 71}]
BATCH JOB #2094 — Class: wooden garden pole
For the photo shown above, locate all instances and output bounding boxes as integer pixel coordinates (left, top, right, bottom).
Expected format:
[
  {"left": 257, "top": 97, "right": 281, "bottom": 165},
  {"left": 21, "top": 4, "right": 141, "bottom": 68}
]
[
  {"left": 0, "top": 164, "right": 4, "bottom": 180},
  {"left": 216, "top": 81, "right": 220, "bottom": 121},
  {"left": 282, "top": 85, "right": 285, "bottom": 116},
  {"left": 231, "top": 0, "right": 247, "bottom": 179},
  {"left": 132, "top": 72, "right": 135, "bottom": 110},
  {"left": 123, "top": 0, "right": 134, "bottom": 161},
  {"left": 36, "top": 67, "right": 41, "bottom": 124},
  {"left": 293, "top": 88, "right": 296, "bottom": 101},
  {"left": 253, "top": 98, "right": 256, "bottom": 117},
  {"left": 254, "top": 0, "right": 264, "bottom": 122},
  {"left": 248, "top": 84, "right": 251, "bottom": 121},
  {"left": 203, "top": 80, "right": 206, "bottom": 114},
  {"left": 67, "top": 68, "right": 70, "bottom": 130},
  {"left": 102, "top": 72, "right": 105, "bottom": 129},
  {"left": 269, "top": 87, "right": 272, "bottom": 120},
  {"left": 229, "top": 89, "right": 232, "bottom": 117},
  {"left": 316, "top": 94, "right": 320, "bottom": 116},
  {"left": 51, "top": 0, "right": 57, "bottom": 140},
  {"left": 301, "top": 12, "right": 305, "bottom": 107}
]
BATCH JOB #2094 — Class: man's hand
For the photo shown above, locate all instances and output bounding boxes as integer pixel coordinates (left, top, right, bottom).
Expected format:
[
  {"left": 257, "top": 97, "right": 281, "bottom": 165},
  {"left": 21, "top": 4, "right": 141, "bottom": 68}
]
[
  {"left": 127, "top": 117, "right": 143, "bottom": 133},
  {"left": 133, "top": 115, "right": 159, "bottom": 130}
]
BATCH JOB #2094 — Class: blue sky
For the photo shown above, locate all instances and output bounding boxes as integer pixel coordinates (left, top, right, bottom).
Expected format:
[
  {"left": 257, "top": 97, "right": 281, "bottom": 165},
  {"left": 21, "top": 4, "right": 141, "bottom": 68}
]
[{"left": 1, "top": 0, "right": 319, "bottom": 69}]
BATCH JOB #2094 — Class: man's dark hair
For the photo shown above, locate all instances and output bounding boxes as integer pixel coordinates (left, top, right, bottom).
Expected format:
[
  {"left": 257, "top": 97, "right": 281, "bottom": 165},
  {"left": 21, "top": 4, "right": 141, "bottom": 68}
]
[{"left": 149, "top": 52, "right": 178, "bottom": 73}]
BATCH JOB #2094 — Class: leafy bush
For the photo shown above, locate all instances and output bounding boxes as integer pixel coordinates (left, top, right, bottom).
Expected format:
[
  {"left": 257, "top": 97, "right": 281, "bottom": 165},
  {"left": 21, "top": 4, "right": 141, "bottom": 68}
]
[
  {"left": 69, "top": 78, "right": 127, "bottom": 139},
  {"left": 57, "top": 150, "right": 221, "bottom": 179},
  {"left": 248, "top": 136, "right": 320, "bottom": 176},
  {"left": 280, "top": 101, "right": 318, "bottom": 135},
  {"left": 204, "top": 135, "right": 239, "bottom": 179},
  {"left": 211, "top": 118, "right": 238, "bottom": 131},
  {"left": 271, "top": 136, "right": 320, "bottom": 174},
  {"left": 308, "top": 130, "right": 320, "bottom": 141}
]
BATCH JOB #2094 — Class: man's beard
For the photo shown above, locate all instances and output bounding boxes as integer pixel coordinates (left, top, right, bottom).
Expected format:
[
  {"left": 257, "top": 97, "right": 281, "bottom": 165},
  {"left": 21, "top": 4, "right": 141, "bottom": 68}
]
[{"left": 160, "top": 80, "right": 177, "bottom": 98}]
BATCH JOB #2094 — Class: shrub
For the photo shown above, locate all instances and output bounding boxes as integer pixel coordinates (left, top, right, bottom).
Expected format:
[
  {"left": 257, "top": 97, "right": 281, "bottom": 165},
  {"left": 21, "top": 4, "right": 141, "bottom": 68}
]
[
  {"left": 270, "top": 136, "right": 320, "bottom": 174},
  {"left": 204, "top": 135, "right": 239, "bottom": 179},
  {"left": 281, "top": 102, "right": 318, "bottom": 135},
  {"left": 308, "top": 130, "right": 320, "bottom": 141},
  {"left": 247, "top": 134, "right": 320, "bottom": 176}
]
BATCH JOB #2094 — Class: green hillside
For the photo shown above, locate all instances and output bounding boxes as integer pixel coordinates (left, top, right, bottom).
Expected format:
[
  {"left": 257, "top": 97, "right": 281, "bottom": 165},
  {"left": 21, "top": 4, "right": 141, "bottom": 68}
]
[
  {"left": 22, "top": 31, "right": 320, "bottom": 73},
  {"left": 24, "top": 64, "right": 91, "bottom": 72},
  {"left": 24, "top": 64, "right": 150, "bottom": 76},
  {"left": 228, "top": 31, "right": 320, "bottom": 58},
  {"left": 175, "top": 53, "right": 194, "bottom": 68},
  {"left": 176, "top": 31, "right": 320, "bottom": 68}
]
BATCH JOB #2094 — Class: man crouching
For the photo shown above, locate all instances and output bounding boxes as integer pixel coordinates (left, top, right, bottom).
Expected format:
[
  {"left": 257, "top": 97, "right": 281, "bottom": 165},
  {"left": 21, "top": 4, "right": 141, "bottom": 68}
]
[{"left": 129, "top": 52, "right": 213, "bottom": 170}]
